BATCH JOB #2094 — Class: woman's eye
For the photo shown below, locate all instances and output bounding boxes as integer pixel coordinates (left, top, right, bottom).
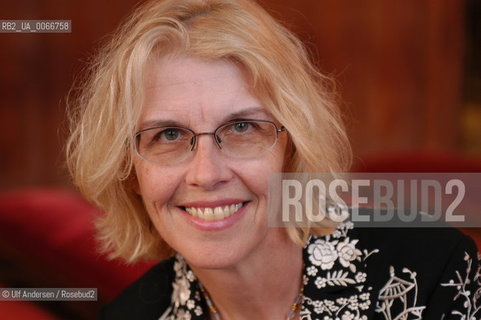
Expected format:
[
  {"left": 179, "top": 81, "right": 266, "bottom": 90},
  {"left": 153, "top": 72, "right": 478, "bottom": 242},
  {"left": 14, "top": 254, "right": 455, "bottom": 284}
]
[
  {"left": 152, "top": 128, "right": 182, "bottom": 142},
  {"left": 163, "top": 129, "right": 180, "bottom": 140},
  {"left": 232, "top": 122, "right": 251, "bottom": 133}
]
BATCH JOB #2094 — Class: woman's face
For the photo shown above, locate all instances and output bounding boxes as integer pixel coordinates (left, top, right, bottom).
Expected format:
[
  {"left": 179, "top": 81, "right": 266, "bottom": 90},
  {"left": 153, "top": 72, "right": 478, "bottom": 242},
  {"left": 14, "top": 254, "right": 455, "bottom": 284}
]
[{"left": 134, "top": 56, "right": 287, "bottom": 269}]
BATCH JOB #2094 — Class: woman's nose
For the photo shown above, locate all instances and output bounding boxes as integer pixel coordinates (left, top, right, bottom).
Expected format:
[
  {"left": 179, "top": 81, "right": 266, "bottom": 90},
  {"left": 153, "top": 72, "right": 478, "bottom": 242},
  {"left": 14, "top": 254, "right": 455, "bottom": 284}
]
[{"left": 184, "top": 134, "right": 233, "bottom": 189}]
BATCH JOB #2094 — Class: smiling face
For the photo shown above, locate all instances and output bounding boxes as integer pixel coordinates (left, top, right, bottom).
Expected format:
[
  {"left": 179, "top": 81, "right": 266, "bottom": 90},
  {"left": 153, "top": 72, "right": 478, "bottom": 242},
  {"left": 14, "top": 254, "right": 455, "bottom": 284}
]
[{"left": 133, "top": 56, "right": 288, "bottom": 269}]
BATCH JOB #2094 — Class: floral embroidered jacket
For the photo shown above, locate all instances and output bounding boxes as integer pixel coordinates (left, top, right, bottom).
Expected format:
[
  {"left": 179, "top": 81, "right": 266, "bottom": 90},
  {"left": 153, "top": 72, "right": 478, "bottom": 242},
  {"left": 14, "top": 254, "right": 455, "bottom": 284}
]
[{"left": 100, "top": 222, "right": 481, "bottom": 320}]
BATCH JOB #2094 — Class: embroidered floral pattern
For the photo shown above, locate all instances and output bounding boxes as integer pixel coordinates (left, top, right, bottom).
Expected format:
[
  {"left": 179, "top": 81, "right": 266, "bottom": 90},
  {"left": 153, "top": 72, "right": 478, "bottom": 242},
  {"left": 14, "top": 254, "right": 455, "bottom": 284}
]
[
  {"left": 441, "top": 251, "right": 481, "bottom": 319},
  {"left": 308, "top": 239, "right": 338, "bottom": 270},
  {"left": 302, "top": 292, "right": 372, "bottom": 319},
  {"left": 160, "top": 255, "right": 205, "bottom": 320},
  {"left": 158, "top": 221, "right": 480, "bottom": 320},
  {"left": 375, "top": 266, "right": 425, "bottom": 320},
  {"left": 337, "top": 238, "right": 362, "bottom": 271},
  {"left": 301, "top": 222, "right": 377, "bottom": 320},
  {"left": 307, "top": 223, "right": 363, "bottom": 272}
]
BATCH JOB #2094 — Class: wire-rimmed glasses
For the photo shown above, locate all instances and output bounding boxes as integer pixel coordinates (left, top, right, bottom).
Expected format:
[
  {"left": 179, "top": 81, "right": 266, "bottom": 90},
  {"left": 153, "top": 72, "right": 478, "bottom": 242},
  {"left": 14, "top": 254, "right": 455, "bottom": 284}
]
[{"left": 134, "top": 119, "right": 286, "bottom": 164}]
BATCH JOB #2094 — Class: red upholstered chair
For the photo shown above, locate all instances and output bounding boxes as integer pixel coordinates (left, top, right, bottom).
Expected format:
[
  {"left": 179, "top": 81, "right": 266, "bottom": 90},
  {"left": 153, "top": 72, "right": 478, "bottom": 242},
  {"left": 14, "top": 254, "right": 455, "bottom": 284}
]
[
  {"left": 0, "top": 189, "right": 155, "bottom": 320},
  {"left": 353, "top": 151, "right": 481, "bottom": 250},
  {"left": 0, "top": 291, "right": 61, "bottom": 320}
]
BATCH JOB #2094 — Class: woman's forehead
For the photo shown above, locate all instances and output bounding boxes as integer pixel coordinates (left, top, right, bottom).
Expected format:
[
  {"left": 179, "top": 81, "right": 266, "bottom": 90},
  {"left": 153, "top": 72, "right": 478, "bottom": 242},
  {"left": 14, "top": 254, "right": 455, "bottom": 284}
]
[
  {"left": 138, "top": 56, "right": 271, "bottom": 129},
  {"left": 145, "top": 56, "right": 247, "bottom": 88}
]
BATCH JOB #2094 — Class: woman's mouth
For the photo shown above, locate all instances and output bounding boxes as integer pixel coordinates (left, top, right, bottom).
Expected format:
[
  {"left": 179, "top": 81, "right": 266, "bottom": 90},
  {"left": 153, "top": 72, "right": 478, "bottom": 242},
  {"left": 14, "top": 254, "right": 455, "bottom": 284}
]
[{"left": 182, "top": 202, "right": 245, "bottom": 221}]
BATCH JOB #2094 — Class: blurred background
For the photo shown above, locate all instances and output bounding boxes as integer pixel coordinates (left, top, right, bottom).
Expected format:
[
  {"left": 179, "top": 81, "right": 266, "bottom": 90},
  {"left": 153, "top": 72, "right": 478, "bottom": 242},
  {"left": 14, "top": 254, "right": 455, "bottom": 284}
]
[
  {"left": 1, "top": 0, "right": 481, "bottom": 189},
  {"left": 0, "top": 0, "right": 480, "bottom": 319}
]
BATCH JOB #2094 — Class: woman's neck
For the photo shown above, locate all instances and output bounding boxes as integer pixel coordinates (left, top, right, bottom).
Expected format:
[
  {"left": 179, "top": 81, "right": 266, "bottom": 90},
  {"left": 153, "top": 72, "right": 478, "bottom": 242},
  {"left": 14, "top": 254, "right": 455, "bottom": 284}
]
[{"left": 190, "top": 230, "right": 304, "bottom": 320}]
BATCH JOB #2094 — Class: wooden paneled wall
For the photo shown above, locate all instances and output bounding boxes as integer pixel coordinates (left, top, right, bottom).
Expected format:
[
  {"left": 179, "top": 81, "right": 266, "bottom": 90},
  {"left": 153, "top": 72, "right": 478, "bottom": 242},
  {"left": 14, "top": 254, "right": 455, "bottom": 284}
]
[
  {"left": 0, "top": 0, "right": 466, "bottom": 189},
  {"left": 262, "top": 0, "right": 465, "bottom": 154},
  {"left": 0, "top": 0, "right": 139, "bottom": 189}
]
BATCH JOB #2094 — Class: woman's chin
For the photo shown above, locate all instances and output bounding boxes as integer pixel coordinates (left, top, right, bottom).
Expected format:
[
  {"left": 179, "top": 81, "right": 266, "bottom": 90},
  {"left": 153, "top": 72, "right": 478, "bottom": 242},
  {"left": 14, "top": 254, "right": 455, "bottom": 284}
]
[{"left": 184, "top": 252, "right": 243, "bottom": 271}]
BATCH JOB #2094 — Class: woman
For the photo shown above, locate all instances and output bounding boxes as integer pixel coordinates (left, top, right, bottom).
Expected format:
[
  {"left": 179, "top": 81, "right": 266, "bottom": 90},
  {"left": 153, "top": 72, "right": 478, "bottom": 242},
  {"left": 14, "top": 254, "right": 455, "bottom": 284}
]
[{"left": 66, "top": 0, "right": 480, "bottom": 319}]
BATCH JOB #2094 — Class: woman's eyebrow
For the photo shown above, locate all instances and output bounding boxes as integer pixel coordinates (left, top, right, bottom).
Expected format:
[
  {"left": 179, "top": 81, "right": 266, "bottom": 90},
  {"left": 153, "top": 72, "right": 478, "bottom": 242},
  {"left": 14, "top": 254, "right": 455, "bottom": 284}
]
[
  {"left": 137, "top": 119, "right": 183, "bottom": 131},
  {"left": 138, "top": 106, "right": 269, "bottom": 130},
  {"left": 221, "top": 106, "right": 269, "bottom": 121}
]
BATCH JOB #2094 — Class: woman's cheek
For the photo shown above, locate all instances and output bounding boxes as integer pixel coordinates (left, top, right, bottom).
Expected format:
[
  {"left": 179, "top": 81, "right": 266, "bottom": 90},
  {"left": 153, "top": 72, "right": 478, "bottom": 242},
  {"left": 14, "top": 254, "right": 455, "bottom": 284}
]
[{"left": 141, "top": 170, "right": 182, "bottom": 215}]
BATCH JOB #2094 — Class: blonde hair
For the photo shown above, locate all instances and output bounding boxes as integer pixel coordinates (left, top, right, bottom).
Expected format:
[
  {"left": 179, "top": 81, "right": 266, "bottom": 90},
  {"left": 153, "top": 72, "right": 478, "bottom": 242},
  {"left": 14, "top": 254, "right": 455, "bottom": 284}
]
[{"left": 66, "top": 0, "right": 351, "bottom": 262}]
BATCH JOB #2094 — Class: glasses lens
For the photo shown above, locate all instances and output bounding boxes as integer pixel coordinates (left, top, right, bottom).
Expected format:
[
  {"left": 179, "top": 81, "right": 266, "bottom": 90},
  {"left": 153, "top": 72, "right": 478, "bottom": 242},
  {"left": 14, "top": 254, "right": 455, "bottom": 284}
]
[
  {"left": 135, "top": 127, "right": 193, "bottom": 163},
  {"left": 217, "top": 120, "right": 278, "bottom": 158}
]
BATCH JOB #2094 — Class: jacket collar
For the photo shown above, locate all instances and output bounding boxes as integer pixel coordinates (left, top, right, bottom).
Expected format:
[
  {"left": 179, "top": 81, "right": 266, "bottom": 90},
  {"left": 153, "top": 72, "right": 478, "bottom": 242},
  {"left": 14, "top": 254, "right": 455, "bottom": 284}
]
[{"left": 161, "top": 222, "right": 378, "bottom": 320}]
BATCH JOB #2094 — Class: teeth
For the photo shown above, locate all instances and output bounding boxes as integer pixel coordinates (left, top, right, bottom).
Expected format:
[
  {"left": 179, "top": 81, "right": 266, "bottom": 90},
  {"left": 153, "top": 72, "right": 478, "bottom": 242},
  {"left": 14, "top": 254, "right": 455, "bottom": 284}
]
[
  {"left": 214, "top": 207, "right": 224, "bottom": 220},
  {"left": 184, "top": 203, "right": 244, "bottom": 221},
  {"left": 205, "top": 207, "right": 214, "bottom": 221}
]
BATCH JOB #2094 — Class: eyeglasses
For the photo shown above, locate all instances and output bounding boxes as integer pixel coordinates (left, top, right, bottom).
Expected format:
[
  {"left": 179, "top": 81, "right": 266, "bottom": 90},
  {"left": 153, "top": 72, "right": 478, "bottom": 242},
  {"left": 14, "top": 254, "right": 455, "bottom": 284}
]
[{"left": 134, "top": 119, "right": 286, "bottom": 164}]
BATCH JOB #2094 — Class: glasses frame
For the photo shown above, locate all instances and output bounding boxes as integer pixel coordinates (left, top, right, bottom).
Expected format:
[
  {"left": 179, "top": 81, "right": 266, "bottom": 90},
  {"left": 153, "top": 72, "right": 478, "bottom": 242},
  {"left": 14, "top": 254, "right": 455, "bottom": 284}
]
[{"left": 134, "top": 119, "right": 286, "bottom": 164}]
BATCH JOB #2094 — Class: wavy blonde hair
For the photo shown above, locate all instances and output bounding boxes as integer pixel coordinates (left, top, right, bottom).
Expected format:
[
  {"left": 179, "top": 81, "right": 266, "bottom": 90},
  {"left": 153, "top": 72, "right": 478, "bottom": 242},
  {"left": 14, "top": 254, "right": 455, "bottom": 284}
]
[{"left": 66, "top": 0, "right": 351, "bottom": 262}]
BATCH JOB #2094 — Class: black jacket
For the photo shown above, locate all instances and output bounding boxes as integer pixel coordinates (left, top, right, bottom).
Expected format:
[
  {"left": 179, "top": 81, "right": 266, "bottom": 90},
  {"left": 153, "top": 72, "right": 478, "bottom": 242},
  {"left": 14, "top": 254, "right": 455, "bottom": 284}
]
[{"left": 100, "top": 224, "right": 480, "bottom": 320}]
